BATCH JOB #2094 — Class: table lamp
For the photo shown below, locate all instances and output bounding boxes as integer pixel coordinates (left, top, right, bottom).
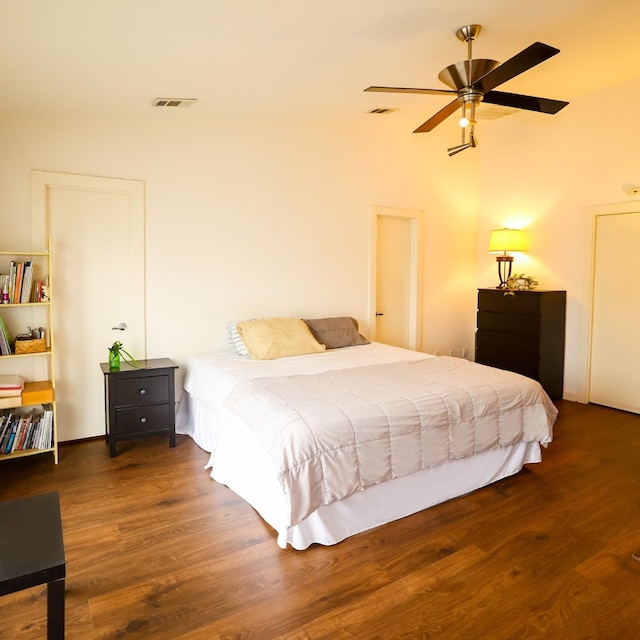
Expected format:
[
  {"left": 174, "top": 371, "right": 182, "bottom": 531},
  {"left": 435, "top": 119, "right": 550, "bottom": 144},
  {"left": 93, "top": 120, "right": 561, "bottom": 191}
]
[{"left": 488, "top": 228, "right": 528, "bottom": 288}]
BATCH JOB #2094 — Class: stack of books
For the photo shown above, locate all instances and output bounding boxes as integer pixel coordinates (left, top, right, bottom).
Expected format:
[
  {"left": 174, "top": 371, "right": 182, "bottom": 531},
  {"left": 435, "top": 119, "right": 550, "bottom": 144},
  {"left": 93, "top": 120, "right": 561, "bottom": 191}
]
[
  {"left": 0, "top": 262, "right": 46, "bottom": 304},
  {"left": 0, "top": 375, "right": 23, "bottom": 407},
  {"left": 0, "top": 405, "right": 54, "bottom": 453}
]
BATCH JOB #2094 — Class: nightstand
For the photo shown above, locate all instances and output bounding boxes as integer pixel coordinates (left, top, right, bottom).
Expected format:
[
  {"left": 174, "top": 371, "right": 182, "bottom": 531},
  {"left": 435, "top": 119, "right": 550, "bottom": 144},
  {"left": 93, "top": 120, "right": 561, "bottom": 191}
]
[{"left": 100, "top": 358, "right": 178, "bottom": 457}]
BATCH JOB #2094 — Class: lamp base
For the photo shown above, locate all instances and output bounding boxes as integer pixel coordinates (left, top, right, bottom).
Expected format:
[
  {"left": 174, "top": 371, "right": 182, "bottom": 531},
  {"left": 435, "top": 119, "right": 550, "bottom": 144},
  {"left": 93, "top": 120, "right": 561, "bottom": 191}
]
[{"left": 495, "top": 255, "right": 514, "bottom": 288}]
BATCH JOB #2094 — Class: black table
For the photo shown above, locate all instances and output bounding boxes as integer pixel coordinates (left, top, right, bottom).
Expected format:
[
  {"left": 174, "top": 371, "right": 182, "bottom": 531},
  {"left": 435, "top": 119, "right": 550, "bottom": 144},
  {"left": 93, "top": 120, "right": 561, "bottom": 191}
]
[{"left": 0, "top": 492, "right": 66, "bottom": 639}]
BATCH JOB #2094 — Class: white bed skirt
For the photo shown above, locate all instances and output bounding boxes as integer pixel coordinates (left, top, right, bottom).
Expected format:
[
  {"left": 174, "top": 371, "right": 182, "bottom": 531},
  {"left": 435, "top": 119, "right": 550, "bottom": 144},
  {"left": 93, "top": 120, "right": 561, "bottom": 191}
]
[{"left": 177, "top": 394, "right": 542, "bottom": 550}]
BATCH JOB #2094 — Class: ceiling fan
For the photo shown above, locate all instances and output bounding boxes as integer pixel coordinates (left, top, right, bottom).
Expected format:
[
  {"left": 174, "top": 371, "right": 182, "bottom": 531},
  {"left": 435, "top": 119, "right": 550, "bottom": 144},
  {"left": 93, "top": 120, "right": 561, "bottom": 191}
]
[{"left": 365, "top": 25, "right": 569, "bottom": 155}]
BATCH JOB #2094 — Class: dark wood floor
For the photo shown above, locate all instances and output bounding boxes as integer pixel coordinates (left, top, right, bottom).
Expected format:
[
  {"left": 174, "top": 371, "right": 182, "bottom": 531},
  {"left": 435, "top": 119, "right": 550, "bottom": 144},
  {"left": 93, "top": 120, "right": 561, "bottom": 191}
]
[{"left": 1, "top": 400, "right": 639, "bottom": 639}]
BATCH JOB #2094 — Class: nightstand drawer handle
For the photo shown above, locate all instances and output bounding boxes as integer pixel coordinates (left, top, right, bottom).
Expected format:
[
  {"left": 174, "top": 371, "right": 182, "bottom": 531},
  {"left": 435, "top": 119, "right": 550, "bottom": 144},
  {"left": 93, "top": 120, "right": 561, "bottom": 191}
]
[
  {"left": 140, "top": 417, "right": 147, "bottom": 423},
  {"left": 139, "top": 388, "right": 146, "bottom": 395}
]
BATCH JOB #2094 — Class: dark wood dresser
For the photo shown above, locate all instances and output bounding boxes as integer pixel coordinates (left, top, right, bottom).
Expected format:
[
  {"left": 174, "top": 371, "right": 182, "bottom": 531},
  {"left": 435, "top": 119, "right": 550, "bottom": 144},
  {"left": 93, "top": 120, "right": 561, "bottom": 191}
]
[{"left": 475, "top": 289, "right": 566, "bottom": 400}]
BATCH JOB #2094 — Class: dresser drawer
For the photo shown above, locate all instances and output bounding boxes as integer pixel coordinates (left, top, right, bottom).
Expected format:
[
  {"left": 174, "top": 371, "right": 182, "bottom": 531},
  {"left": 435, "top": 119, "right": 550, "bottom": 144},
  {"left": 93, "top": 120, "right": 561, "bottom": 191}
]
[
  {"left": 114, "top": 374, "right": 170, "bottom": 407},
  {"left": 478, "top": 290, "right": 542, "bottom": 315},
  {"left": 476, "top": 330, "right": 540, "bottom": 357},
  {"left": 115, "top": 403, "right": 173, "bottom": 436},
  {"left": 475, "top": 349, "right": 539, "bottom": 380},
  {"left": 477, "top": 311, "right": 542, "bottom": 337}
]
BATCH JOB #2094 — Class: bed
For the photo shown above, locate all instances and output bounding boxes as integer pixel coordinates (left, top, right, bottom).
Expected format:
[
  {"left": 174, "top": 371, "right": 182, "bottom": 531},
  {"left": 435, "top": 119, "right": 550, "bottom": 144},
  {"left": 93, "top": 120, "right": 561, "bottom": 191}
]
[{"left": 176, "top": 317, "right": 557, "bottom": 550}]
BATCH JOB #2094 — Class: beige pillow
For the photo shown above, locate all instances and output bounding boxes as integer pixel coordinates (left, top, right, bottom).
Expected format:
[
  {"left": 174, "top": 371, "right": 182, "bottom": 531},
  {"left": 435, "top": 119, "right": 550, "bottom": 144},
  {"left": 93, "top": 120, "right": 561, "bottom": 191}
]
[{"left": 237, "top": 317, "right": 326, "bottom": 360}]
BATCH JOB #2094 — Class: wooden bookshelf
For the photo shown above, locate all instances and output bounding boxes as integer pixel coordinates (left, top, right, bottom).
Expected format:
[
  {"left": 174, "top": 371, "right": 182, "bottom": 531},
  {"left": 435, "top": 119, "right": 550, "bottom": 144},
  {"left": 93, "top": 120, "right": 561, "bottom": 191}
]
[{"left": 0, "top": 240, "right": 58, "bottom": 463}]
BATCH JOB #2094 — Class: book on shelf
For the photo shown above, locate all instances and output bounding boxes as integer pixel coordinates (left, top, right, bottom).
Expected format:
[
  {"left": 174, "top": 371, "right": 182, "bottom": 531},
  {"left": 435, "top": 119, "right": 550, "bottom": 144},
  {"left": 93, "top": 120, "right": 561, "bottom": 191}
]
[
  {"left": 20, "top": 261, "right": 33, "bottom": 303},
  {"left": 13, "top": 261, "right": 23, "bottom": 303},
  {"left": 0, "top": 414, "right": 11, "bottom": 449},
  {"left": 0, "top": 274, "right": 9, "bottom": 303},
  {"left": 0, "top": 374, "right": 24, "bottom": 394},
  {"left": 8, "top": 262, "right": 15, "bottom": 303},
  {"left": 0, "top": 315, "right": 12, "bottom": 355},
  {"left": 32, "top": 279, "right": 46, "bottom": 302}
]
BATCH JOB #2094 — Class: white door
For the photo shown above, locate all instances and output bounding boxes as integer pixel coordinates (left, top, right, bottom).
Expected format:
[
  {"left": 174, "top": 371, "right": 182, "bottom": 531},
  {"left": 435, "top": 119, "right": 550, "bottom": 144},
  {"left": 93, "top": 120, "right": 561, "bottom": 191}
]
[
  {"left": 376, "top": 216, "right": 411, "bottom": 347},
  {"left": 31, "top": 172, "right": 145, "bottom": 441},
  {"left": 369, "top": 206, "right": 423, "bottom": 350},
  {"left": 589, "top": 211, "right": 640, "bottom": 413}
]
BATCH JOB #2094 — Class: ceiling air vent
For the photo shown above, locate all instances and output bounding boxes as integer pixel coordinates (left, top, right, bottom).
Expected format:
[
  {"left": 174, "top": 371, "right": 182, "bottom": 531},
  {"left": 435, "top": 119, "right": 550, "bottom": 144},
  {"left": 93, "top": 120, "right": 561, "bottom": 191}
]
[
  {"left": 368, "top": 108, "right": 396, "bottom": 114},
  {"left": 153, "top": 98, "right": 197, "bottom": 108},
  {"left": 476, "top": 103, "right": 518, "bottom": 120}
]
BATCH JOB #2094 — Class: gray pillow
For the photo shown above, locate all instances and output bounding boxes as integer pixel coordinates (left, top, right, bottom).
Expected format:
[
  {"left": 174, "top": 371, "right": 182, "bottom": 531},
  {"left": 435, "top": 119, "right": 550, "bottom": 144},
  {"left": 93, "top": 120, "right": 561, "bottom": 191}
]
[{"left": 302, "top": 317, "right": 370, "bottom": 349}]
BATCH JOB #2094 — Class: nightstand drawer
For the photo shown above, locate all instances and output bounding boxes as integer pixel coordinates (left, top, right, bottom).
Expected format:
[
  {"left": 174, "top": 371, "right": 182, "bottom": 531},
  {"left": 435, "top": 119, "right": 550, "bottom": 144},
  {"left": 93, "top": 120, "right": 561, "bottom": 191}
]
[
  {"left": 115, "top": 404, "right": 172, "bottom": 436},
  {"left": 114, "top": 375, "right": 170, "bottom": 407}
]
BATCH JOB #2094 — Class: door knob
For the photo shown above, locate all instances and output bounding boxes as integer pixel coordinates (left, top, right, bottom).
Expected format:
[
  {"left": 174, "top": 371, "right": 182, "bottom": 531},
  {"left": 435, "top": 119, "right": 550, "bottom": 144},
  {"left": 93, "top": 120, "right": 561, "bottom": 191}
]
[{"left": 376, "top": 312, "right": 384, "bottom": 317}]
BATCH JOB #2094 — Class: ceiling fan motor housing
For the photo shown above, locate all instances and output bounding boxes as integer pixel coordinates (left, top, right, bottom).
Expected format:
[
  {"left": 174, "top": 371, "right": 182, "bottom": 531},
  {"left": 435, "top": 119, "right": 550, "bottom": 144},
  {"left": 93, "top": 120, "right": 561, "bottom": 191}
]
[{"left": 438, "top": 59, "right": 500, "bottom": 92}]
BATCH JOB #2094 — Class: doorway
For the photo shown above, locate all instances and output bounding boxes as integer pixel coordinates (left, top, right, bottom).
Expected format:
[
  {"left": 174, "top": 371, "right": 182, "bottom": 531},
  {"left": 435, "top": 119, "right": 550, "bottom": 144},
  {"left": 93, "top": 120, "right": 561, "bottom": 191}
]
[
  {"left": 31, "top": 171, "right": 146, "bottom": 441},
  {"left": 368, "top": 206, "right": 423, "bottom": 350}
]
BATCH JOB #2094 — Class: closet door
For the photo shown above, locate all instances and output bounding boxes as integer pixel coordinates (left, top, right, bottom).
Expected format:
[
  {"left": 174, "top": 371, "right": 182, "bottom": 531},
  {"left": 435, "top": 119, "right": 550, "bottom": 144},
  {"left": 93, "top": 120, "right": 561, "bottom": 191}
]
[{"left": 589, "top": 211, "right": 640, "bottom": 413}]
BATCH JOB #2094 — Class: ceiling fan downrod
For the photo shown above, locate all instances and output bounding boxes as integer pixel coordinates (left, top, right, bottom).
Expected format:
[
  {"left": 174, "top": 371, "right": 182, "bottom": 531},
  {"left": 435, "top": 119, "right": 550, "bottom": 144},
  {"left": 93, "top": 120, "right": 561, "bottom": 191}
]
[
  {"left": 456, "top": 24, "right": 481, "bottom": 59},
  {"left": 447, "top": 25, "right": 483, "bottom": 156}
]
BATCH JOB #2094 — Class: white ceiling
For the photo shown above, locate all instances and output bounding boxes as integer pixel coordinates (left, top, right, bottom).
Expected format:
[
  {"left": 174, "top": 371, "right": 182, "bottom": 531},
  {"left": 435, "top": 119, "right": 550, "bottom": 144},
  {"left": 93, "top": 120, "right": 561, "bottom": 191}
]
[{"left": 1, "top": 0, "right": 639, "bottom": 128}]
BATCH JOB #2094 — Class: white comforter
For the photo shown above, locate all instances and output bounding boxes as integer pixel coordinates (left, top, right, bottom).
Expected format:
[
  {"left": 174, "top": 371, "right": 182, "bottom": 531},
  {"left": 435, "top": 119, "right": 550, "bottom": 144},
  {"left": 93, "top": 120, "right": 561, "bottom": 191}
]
[{"left": 183, "top": 343, "right": 557, "bottom": 527}]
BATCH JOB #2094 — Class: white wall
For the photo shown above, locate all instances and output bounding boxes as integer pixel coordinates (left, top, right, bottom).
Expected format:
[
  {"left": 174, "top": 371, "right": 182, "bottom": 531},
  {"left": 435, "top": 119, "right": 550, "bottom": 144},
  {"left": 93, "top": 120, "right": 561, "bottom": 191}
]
[
  {"left": 476, "top": 77, "right": 640, "bottom": 401},
  {"left": 0, "top": 112, "right": 479, "bottom": 400},
  {"left": 4, "top": 76, "right": 627, "bottom": 417}
]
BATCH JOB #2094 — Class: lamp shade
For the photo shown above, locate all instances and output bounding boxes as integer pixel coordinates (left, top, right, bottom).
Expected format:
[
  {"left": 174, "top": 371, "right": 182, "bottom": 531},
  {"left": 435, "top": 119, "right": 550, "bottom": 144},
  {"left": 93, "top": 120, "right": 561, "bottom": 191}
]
[{"left": 488, "top": 228, "right": 528, "bottom": 254}]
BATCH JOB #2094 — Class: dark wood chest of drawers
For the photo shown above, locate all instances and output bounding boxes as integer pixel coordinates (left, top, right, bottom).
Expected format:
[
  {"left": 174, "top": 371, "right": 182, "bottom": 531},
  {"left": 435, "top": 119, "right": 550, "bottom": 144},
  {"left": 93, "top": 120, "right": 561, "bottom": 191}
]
[
  {"left": 100, "top": 358, "right": 178, "bottom": 457},
  {"left": 475, "top": 289, "right": 566, "bottom": 399}
]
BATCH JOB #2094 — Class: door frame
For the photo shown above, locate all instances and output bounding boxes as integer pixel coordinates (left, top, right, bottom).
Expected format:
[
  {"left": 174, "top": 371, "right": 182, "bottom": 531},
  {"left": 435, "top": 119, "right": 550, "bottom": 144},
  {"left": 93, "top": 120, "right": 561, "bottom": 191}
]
[{"left": 368, "top": 205, "right": 423, "bottom": 350}]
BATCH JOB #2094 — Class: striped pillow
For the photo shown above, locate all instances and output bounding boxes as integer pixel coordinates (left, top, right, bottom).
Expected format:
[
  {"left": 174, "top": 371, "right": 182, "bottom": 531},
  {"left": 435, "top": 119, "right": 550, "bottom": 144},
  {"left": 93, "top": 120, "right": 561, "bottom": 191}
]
[{"left": 225, "top": 322, "right": 250, "bottom": 356}]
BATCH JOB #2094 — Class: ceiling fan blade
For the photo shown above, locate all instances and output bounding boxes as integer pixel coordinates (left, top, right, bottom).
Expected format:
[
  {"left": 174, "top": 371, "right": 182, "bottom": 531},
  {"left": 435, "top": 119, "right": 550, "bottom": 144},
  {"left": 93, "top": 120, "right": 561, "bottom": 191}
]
[
  {"left": 473, "top": 42, "right": 560, "bottom": 93},
  {"left": 413, "top": 99, "right": 460, "bottom": 133},
  {"left": 483, "top": 90, "right": 568, "bottom": 114},
  {"left": 364, "top": 86, "right": 456, "bottom": 96}
]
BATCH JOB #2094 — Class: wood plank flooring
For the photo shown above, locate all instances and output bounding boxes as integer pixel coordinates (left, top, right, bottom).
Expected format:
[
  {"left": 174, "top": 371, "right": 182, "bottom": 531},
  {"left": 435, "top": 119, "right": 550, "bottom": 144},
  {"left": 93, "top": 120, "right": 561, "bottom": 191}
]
[{"left": 1, "top": 400, "right": 639, "bottom": 639}]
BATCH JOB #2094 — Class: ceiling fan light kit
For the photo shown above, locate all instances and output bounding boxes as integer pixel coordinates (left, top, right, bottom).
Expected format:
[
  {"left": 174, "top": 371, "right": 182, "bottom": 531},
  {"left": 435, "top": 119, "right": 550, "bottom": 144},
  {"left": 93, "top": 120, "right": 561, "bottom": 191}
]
[{"left": 365, "top": 24, "right": 568, "bottom": 155}]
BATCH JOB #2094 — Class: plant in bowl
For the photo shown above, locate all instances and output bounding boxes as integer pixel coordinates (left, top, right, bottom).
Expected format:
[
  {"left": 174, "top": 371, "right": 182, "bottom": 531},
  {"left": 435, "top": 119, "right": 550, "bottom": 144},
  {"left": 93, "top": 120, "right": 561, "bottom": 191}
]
[{"left": 504, "top": 273, "right": 539, "bottom": 296}]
